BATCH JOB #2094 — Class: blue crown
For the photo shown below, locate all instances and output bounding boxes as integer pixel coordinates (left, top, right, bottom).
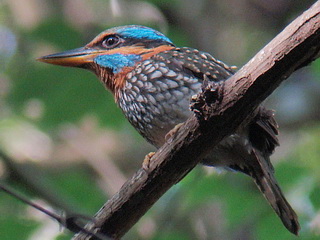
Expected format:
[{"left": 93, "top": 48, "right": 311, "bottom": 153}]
[{"left": 112, "top": 25, "right": 173, "bottom": 44}]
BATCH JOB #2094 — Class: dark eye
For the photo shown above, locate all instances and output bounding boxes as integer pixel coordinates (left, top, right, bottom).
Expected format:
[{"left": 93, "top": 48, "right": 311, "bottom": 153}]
[{"left": 102, "top": 35, "right": 120, "bottom": 48}]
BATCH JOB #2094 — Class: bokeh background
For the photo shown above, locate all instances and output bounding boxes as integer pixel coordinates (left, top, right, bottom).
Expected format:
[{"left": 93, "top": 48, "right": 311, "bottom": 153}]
[{"left": 0, "top": 0, "right": 320, "bottom": 239}]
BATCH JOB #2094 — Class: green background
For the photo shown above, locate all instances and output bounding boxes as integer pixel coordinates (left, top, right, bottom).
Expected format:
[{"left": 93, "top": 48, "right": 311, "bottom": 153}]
[{"left": 0, "top": 0, "right": 319, "bottom": 239}]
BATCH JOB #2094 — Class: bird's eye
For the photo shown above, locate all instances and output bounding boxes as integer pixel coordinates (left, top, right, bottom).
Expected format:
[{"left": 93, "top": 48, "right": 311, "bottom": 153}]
[{"left": 102, "top": 35, "right": 120, "bottom": 48}]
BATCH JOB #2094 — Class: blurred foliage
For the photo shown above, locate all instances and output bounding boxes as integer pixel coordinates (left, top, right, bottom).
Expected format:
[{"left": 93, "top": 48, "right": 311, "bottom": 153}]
[{"left": 0, "top": 0, "right": 319, "bottom": 239}]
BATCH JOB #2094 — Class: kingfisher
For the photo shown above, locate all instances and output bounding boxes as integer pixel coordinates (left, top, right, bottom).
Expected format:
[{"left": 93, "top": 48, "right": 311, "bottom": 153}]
[{"left": 38, "top": 25, "right": 299, "bottom": 234}]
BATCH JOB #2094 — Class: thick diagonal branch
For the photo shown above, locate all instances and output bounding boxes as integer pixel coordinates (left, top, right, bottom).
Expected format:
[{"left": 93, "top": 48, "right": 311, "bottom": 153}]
[{"left": 73, "top": 1, "right": 320, "bottom": 239}]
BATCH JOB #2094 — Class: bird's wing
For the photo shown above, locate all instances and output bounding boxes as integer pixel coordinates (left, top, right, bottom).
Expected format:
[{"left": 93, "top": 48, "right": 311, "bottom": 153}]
[{"left": 157, "top": 47, "right": 235, "bottom": 84}]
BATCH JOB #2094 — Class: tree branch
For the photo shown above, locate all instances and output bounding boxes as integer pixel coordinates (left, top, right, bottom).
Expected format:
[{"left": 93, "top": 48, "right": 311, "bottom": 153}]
[{"left": 73, "top": 1, "right": 320, "bottom": 239}]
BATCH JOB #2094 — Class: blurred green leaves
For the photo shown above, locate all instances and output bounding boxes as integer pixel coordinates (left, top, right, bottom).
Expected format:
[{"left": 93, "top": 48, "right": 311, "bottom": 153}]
[
  {"left": 0, "top": 192, "right": 39, "bottom": 240},
  {"left": 31, "top": 19, "right": 81, "bottom": 50},
  {"left": 7, "top": 18, "right": 126, "bottom": 130},
  {"left": 0, "top": 1, "right": 320, "bottom": 240}
]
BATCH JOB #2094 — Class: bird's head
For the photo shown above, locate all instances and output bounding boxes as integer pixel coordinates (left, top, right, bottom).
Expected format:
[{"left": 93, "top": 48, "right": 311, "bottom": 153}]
[{"left": 38, "top": 25, "right": 175, "bottom": 94}]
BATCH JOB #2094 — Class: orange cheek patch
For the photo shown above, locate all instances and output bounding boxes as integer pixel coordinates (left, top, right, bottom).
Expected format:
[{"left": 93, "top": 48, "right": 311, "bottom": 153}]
[
  {"left": 140, "top": 45, "right": 175, "bottom": 60},
  {"left": 105, "top": 46, "right": 150, "bottom": 55},
  {"left": 109, "top": 45, "right": 174, "bottom": 60}
]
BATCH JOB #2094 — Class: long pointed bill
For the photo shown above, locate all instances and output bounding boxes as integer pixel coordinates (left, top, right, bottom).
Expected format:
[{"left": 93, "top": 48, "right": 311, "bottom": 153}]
[{"left": 37, "top": 47, "right": 102, "bottom": 67}]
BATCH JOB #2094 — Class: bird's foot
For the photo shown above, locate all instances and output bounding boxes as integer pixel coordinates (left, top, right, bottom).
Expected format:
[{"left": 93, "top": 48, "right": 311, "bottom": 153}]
[{"left": 142, "top": 152, "right": 155, "bottom": 171}]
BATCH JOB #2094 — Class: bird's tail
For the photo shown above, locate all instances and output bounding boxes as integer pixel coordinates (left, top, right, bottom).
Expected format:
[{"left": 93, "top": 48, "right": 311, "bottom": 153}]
[{"left": 251, "top": 149, "right": 300, "bottom": 235}]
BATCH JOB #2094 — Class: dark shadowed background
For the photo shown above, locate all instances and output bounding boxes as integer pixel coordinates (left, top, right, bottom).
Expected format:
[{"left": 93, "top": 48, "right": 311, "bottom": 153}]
[{"left": 0, "top": 0, "right": 319, "bottom": 239}]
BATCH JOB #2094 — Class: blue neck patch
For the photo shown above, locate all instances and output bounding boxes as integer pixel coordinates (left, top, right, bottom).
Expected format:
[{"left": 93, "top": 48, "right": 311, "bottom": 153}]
[
  {"left": 94, "top": 54, "right": 142, "bottom": 73},
  {"left": 116, "top": 26, "right": 173, "bottom": 44}
]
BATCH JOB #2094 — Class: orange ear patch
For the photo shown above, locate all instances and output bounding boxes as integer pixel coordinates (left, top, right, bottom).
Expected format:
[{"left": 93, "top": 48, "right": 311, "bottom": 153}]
[{"left": 140, "top": 45, "right": 175, "bottom": 60}]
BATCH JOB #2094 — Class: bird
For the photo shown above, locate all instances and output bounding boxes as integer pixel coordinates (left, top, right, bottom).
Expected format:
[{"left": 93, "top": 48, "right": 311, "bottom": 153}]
[{"left": 38, "top": 25, "right": 299, "bottom": 235}]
